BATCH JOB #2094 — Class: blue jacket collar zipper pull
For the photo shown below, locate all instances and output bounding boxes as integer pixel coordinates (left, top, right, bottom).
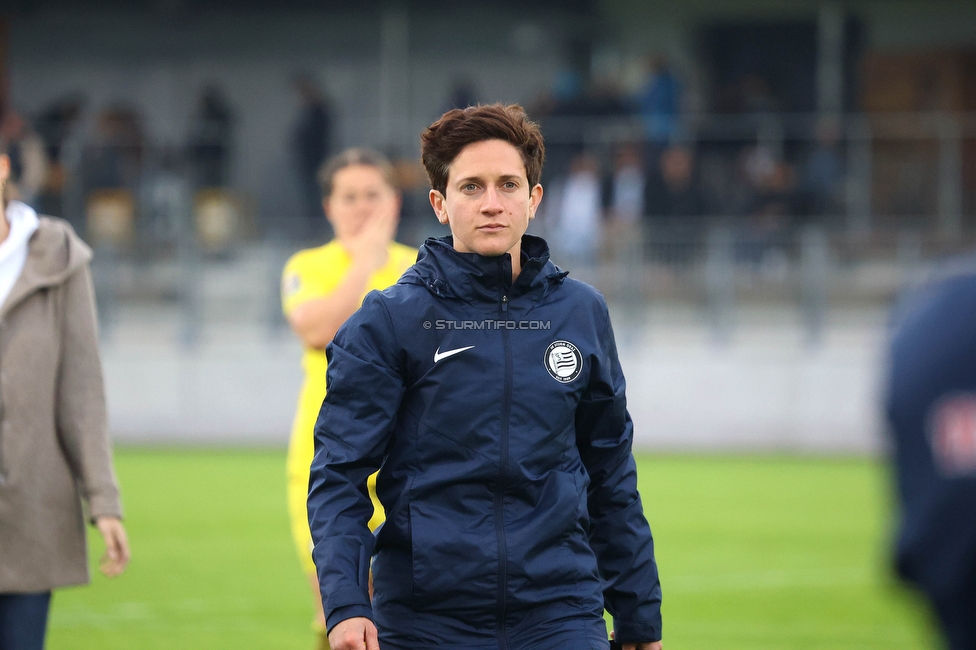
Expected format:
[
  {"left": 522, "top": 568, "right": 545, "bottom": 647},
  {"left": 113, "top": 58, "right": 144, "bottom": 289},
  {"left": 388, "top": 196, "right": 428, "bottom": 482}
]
[{"left": 501, "top": 295, "right": 509, "bottom": 312}]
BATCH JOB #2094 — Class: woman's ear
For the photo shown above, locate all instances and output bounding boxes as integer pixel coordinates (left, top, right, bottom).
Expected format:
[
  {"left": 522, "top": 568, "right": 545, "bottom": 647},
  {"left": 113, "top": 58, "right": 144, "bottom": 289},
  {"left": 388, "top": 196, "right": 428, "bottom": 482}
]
[
  {"left": 429, "top": 189, "right": 449, "bottom": 225},
  {"left": 321, "top": 197, "right": 335, "bottom": 227},
  {"left": 528, "top": 183, "right": 543, "bottom": 220}
]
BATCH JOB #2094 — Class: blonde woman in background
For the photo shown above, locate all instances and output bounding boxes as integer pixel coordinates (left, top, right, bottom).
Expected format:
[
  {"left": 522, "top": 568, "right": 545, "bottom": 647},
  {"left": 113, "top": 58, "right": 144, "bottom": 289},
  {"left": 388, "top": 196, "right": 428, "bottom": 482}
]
[{"left": 281, "top": 149, "right": 415, "bottom": 650}]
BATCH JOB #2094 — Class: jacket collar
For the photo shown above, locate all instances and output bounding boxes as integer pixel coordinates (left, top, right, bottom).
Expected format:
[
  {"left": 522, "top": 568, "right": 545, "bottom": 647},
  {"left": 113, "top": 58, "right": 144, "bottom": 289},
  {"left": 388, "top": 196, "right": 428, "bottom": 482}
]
[
  {"left": 403, "top": 234, "right": 567, "bottom": 304},
  {"left": 1, "top": 217, "right": 92, "bottom": 318}
]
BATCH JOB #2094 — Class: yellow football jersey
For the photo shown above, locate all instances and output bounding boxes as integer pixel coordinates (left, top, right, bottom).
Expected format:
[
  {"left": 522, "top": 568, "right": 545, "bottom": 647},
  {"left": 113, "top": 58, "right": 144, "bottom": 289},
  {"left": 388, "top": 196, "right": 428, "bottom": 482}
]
[{"left": 282, "top": 238, "right": 416, "bottom": 574}]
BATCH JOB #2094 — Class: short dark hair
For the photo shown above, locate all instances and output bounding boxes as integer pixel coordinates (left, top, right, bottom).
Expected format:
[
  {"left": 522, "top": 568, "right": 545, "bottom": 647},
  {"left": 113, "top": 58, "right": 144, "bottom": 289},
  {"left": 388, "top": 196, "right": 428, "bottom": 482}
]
[
  {"left": 317, "top": 148, "right": 397, "bottom": 199},
  {"left": 421, "top": 103, "right": 545, "bottom": 195}
]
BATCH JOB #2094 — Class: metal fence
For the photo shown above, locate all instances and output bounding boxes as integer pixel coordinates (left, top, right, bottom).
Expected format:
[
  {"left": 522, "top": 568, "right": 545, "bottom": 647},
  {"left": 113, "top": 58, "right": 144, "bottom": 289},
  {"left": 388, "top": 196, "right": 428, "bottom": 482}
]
[
  {"left": 539, "top": 110, "right": 976, "bottom": 235},
  {"left": 48, "top": 110, "right": 976, "bottom": 346},
  {"left": 84, "top": 217, "right": 967, "bottom": 349}
]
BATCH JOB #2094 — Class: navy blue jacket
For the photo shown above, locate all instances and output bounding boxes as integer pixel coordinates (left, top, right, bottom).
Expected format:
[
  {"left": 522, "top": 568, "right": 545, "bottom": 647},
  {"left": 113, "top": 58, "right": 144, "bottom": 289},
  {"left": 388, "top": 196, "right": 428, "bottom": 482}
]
[
  {"left": 308, "top": 235, "right": 662, "bottom": 649},
  {"left": 887, "top": 264, "right": 976, "bottom": 608}
]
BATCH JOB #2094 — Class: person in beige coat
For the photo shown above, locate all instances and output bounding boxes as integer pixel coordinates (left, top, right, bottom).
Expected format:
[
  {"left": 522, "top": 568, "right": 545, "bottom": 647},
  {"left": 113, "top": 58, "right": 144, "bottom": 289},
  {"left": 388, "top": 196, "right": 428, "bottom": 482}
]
[{"left": 0, "top": 144, "right": 130, "bottom": 649}]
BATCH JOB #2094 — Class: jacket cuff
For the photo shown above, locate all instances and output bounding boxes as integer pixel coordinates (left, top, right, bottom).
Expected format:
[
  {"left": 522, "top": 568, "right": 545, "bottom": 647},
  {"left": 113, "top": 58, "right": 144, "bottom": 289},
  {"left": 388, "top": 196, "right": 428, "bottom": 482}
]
[
  {"left": 613, "top": 619, "right": 662, "bottom": 644},
  {"left": 88, "top": 493, "right": 123, "bottom": 524},
  {"left": 326, "top": 604, "right": 374, "bottom": 634}
]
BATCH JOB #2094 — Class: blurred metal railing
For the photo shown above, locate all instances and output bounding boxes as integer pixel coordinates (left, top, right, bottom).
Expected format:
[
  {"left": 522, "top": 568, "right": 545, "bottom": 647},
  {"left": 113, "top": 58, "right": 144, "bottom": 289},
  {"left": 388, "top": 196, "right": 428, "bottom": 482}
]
[
  {"left": 539, "top": 110, "right": 976, "bottom": 237},
  {"left": 42, "top": 111, "right": 976, "bottom": 347},
  {"left": 572, "top": 221, "right": 976, "bottom": 345},
  {"left": 86, "top": 215, "right": 969, "bottom": 348}
]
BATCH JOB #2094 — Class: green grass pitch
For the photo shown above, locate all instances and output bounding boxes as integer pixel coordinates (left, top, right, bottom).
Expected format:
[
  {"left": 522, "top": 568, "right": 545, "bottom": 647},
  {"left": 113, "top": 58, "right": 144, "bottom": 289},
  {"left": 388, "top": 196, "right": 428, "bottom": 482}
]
[{"left": 45, "top": 450, "right": 938, "bottom": 649}]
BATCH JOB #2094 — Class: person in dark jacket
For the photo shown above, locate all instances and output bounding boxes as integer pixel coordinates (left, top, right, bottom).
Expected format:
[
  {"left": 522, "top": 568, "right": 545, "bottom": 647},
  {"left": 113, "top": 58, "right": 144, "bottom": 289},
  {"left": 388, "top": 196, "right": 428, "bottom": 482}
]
[
  {"left": 292, "top": 75, "right": 333, "bottom": 227},
  {"left": 887, "top": 262, "right": 976, "bottom": 650},
  {"left": 310, "top": 104, "right": 663, "bottom": 650}
]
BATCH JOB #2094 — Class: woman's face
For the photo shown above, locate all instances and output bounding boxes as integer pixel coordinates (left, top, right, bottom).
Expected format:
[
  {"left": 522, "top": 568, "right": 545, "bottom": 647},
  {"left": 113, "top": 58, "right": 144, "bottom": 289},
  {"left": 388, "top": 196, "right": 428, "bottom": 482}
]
[{"left": 324, "top": 164, "right": 400, "bottom": 242}]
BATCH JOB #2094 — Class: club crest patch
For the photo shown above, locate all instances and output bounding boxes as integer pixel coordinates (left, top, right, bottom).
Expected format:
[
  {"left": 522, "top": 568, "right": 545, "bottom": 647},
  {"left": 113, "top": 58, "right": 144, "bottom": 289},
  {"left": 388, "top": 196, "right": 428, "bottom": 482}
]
[{"left": 544, "top": 340, "right": 582, "bottom": 383}]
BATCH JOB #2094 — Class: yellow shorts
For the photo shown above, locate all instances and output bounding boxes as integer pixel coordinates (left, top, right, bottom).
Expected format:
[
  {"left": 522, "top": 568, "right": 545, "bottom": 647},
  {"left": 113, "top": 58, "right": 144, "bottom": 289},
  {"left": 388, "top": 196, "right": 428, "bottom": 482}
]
[{"left": 287, "top": 416, "right": 385, "bottom": 575}]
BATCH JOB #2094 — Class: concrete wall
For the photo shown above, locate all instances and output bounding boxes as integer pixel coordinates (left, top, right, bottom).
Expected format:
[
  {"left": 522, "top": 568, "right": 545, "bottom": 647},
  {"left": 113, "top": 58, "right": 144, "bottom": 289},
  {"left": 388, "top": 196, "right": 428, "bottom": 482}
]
[
  {"left": 102, "top": 303, "right": 888, "bottom": 453},
  {"left": 617, "top": 307, "right": 886, "bottom": 453}
]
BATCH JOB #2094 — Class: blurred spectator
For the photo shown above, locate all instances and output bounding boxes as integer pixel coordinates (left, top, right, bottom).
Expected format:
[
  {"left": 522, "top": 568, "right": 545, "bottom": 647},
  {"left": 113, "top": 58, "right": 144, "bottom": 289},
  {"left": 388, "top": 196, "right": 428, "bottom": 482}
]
[
  {"left": 741, "top": 141, "right": 777, "bottom": 190},
  {"left": 552, "top": 153, "right": 602, "bottom": 265},
  {"left": 33, "top": 95, "right": 85, "bottom": 216},
  {"left": 698, "top": 152, "right": 750, "bottom": 217},
  {"left": 750, "top": 160, "right": 796, "bottom": 223},
  {"left": 533, "top": 68, "right": 586, "bottom": 184},
  {"left": 551, "top": 68, "right": 584, "bottom": 107},
  {"left": 742, "top": 142, "right": 798, "bottom": 227},
  {"left": 188, "top": 85, "right": 234, "bottom": 189},
  {"left": 801, "top": 117, "right": 845, "bottom": 217},
  {"left": 441, "top": 79, "right": 477, "bottom": 113},
  {"left": 585, "top": 73, "right": 631, "bottom": 118},
  {"left": 79, "top": 106, "right": 146, "bottom": 246},
  {"left": 143, "top": 147, "right": 191, "bottom": 240},
  {"left": 390, "top": 155, "right": 438, "bottom": 246},
  {"left": 81, "top": 105, "right": 147, "bottom": 192},
  {"left": 886, "top": 263, "right": 976, "bottom": 650},
  {"left": 534, "top": 69, "right": 630, "bottom": 185},
  {"left": 740, "top": 73, "right": 778, "bottom": 114},
  {"left": 732, "top": 143, "right": 794, "bottom": 276},
  {"left": 637, "top": 54, "right": 682, "bottom": 146},
  {"left": 603, "top": 144, "right": 645, "bottom": 226},
  {"left": 645, "top": 145, "right": 703, "bottom": 220},
  {"left": 713, "top": 73, "right": 778, "bottom": 115},
  {"left": 0, "top": 109, "right": 49, "bottom": 207},
  {"left": 601, "top": 144, "right": 645, "bottom": 264},
  {"left": 291, "top": 75, "right": 333, "bottom": 226}
]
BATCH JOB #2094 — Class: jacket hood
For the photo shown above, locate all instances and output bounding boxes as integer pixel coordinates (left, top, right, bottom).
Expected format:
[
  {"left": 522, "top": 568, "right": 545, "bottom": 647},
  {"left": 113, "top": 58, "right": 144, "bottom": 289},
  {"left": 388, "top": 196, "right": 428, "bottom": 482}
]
[
  {"left": 400, "top": 234, "right": 568, "bottom": 303},
  {"left": 1, "top": 217, "right": 92, "bottom": 317}
]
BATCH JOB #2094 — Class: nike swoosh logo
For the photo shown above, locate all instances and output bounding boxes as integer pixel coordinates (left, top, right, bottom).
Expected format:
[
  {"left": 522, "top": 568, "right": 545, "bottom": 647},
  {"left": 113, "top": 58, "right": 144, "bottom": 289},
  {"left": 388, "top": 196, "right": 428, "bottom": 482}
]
[{"left": 434, "top": 345, "right": 474, "bottom": 363}]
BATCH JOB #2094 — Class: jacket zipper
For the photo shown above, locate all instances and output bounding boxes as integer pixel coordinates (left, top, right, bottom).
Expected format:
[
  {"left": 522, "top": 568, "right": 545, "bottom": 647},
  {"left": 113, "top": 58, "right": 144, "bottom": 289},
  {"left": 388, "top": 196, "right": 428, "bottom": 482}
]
[{"left": 495, "top": 290, "right": 512, "bottom": 650}]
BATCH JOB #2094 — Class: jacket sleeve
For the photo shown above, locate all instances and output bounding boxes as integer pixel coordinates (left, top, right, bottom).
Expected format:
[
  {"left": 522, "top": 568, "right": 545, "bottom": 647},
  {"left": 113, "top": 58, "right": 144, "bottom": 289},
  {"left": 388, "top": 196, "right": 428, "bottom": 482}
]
[
  {"left": 55, "top": 264, "right": 123, "bottom": 521},
  {"left": 576, "top": 302, "right": 662, "bottom": 644},
  {"left": 308, "top": 292, "right": 405, "bottom": 632}
]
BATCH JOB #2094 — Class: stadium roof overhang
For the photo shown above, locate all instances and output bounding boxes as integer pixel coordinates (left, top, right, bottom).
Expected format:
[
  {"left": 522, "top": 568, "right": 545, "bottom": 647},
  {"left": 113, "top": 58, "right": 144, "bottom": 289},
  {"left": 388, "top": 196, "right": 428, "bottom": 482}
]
[{"left": 4, "top": 0, "right": 597, "bottom": 15}]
